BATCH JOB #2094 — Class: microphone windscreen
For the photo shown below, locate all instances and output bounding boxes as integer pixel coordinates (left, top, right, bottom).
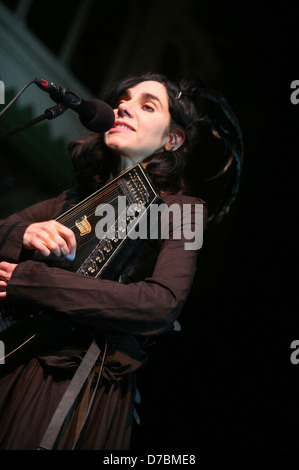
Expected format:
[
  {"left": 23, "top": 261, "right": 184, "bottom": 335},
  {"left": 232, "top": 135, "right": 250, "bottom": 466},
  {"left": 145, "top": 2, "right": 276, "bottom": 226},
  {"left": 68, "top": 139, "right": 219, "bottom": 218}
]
[{"left": 79, "top": 99, "right": 115, "bottom": 132}]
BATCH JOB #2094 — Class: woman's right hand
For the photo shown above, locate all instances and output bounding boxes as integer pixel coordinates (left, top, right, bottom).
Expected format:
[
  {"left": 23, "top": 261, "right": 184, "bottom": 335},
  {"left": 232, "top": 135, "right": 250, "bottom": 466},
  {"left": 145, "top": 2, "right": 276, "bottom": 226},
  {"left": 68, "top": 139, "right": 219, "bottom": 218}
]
[{"left": 23, "top": 220, "right": 77, "bottom": 259}]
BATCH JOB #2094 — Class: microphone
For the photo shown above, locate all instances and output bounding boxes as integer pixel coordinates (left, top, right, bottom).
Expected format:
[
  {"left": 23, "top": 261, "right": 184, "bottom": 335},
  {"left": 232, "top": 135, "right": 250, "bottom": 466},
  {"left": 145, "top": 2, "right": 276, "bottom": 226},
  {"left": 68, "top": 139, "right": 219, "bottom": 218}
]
[{"left": 34, "top": 78, "right": 115, "bottom": 132}]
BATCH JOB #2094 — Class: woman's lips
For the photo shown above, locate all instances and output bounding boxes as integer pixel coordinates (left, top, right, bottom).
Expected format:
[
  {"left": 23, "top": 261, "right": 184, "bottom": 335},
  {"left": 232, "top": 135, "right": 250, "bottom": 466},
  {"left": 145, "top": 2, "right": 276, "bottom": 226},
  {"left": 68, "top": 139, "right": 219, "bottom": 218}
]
[{"left": 109, "top": 121, "right": 135, "bottom": 132}]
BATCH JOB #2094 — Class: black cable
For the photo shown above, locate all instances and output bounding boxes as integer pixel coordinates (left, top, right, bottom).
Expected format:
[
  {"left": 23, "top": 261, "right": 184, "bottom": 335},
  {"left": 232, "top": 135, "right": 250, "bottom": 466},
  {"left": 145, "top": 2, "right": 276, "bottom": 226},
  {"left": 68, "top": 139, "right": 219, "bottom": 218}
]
[{"left": 0, "top": 79, "right": 37, "bottom": 117}]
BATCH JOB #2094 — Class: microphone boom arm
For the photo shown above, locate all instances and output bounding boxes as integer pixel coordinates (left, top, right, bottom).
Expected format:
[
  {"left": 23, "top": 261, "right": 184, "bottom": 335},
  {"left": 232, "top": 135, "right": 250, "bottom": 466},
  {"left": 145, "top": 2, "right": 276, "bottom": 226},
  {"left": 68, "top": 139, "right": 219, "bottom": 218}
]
[{"left": 0, "top": 103, "right": 68, "bottom": 140}]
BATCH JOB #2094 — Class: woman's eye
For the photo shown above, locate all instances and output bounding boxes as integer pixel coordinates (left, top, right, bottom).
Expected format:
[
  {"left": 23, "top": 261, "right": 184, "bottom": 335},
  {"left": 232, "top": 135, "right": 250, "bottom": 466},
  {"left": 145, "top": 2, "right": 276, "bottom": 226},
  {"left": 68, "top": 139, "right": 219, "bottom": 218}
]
[{"left": 142, "top": 103, "right": 154, "bottom": 112}]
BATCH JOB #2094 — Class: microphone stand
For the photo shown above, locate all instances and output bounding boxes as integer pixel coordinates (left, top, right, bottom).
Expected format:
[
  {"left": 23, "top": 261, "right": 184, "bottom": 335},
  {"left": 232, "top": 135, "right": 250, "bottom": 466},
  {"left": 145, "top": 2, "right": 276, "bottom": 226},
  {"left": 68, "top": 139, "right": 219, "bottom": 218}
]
[{"left": 0, "top": 103, "right": 68, "bottom": 140}]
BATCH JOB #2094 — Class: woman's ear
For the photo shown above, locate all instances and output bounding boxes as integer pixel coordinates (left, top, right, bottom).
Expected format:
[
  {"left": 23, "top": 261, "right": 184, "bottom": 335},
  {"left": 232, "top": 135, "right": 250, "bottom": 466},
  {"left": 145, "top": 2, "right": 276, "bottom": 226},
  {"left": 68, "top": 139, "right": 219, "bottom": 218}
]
[{"left": 164, "top": 129, "right": 185, "bottom": 151}]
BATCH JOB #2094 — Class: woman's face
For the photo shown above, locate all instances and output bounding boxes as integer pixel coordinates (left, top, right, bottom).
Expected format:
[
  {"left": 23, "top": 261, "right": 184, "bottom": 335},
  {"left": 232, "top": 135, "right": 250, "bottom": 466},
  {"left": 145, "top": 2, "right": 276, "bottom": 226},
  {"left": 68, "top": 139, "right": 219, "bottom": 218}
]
[{"left": 104, "top": 81, "right": 171, "bottom": 160}]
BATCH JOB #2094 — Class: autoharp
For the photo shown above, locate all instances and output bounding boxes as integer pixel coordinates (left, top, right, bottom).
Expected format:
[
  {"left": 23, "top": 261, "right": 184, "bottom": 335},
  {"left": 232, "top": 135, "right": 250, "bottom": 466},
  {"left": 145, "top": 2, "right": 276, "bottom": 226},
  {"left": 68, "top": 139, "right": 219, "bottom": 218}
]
[{"left": 32, "top": 163, "right": 162, "bottom": 281}]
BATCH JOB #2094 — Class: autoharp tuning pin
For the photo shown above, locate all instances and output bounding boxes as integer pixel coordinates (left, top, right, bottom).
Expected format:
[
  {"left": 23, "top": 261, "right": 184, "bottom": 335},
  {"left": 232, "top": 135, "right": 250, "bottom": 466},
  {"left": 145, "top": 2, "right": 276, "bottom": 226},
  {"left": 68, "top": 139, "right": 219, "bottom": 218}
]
[{"left": 103, "top": 240, "right": 112, "bottom": 252}]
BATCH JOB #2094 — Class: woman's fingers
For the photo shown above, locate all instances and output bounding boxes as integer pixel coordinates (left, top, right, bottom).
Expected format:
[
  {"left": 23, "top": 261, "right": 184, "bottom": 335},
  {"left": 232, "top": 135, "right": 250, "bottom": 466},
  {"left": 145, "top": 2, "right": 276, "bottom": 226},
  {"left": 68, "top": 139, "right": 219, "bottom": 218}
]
[
  {"left": 0, "top": 263, "right": 17, "bottom": 299},
  {"left": 0, "top": 279, "right": 7, "bottom": 298},
  {"left": 0, "top": 262, "right": 18, "bottom": 298},
  {"left": 23, "top": 220, "right": 77, "bottom": 258},
  {"left": 54, "top": 222, "right": 77, "bottom": 257},
  {"left": 0, "top": 262, "right": 17, "bottom": 282}
]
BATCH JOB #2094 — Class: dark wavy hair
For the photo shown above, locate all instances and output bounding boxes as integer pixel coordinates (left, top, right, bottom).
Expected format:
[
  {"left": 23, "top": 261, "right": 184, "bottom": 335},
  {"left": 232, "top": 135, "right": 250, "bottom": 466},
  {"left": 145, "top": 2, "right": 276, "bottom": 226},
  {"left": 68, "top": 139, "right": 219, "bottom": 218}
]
[{"left": 68, "top": 72, "right": 243, "bottom": 223}]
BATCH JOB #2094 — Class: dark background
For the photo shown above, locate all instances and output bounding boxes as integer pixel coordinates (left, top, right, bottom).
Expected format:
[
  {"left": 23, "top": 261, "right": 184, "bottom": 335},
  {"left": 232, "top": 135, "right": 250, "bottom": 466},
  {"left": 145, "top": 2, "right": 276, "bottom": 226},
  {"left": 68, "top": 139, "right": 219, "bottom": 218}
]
[
  {"left": 1, "top": 1, "right": 297, "bottom": 451},
  {"left": 129, "top": 4, "right": 298, "bottom": 451}
]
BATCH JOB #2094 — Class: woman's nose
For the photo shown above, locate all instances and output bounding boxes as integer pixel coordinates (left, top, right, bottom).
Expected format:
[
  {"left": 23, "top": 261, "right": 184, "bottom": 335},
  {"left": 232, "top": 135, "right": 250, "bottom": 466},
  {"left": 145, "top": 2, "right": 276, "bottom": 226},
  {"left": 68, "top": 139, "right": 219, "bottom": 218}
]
[{"left": 117, "top": 101, "right": 134, "bottom": 118}]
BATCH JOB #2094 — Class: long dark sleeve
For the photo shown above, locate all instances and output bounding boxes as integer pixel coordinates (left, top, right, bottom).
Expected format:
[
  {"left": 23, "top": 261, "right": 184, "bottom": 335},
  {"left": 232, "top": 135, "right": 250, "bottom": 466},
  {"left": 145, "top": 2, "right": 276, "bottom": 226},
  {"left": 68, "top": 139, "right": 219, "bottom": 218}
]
[
  {"left": 0, "top": 190, "right": 78, "bottom": 263},
  {"left": 5, "top": 193, "right": 207, "bottom": 337}
]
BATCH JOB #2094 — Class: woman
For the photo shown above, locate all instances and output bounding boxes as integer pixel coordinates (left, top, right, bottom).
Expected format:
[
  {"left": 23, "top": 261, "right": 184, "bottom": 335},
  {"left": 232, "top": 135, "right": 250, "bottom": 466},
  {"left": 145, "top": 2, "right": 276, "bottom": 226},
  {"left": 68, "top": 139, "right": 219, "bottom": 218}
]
[{"left": 0, "top": 73, "right": 243, "bottom": 449}]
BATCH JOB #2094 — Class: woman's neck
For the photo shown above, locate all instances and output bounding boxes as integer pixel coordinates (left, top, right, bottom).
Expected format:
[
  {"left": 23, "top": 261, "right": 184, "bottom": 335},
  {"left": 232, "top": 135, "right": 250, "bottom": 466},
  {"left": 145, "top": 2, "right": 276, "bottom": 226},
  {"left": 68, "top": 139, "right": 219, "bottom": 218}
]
[{"left": 120, "top": 154, "right": 145, "bottom": 171}]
